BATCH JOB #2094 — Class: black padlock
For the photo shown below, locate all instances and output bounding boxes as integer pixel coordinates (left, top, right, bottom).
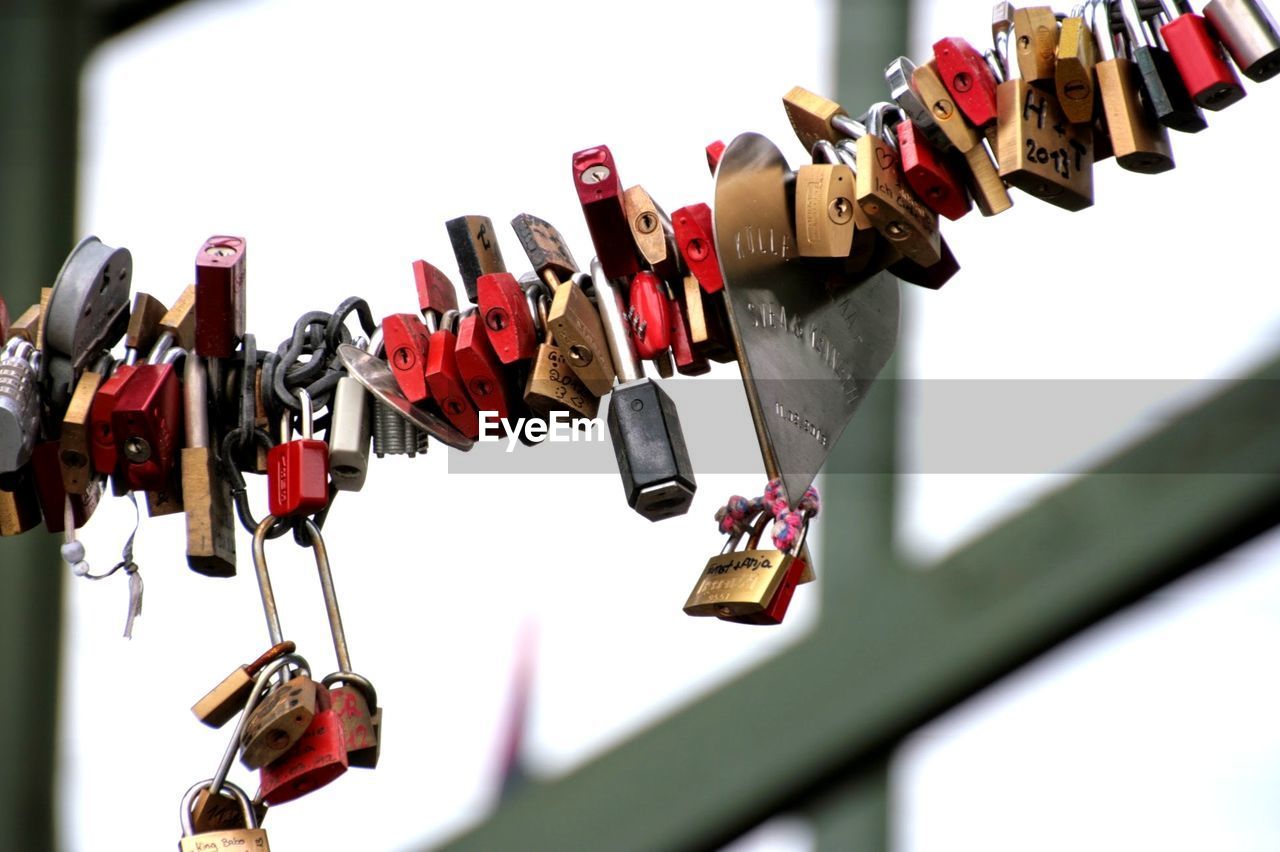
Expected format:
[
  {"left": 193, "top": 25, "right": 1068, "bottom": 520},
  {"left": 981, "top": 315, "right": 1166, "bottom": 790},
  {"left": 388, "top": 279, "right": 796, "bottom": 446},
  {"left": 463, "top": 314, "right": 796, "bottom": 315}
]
[
  {"left": 591, "top": 257, "right": 696, "bottom": 522},
  {"left": 1121, "top": 0, "right": 1209, "bottom": 132}
]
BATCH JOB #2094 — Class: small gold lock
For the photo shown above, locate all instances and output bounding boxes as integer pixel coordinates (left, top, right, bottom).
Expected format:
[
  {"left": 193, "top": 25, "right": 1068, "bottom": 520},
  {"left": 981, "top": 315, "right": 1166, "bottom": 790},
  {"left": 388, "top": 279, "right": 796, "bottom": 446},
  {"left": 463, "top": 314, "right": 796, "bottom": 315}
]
[
  {"left": 1055, "top": 4, "right": 1098, "bottom": 124},
  {"left": 854, "top": 104, "right": 942, "bottom": 268},
  {"left": 684, "top": 513, "right": 805, "bottom": 619},
  {"left": 179, "top": 779, "right": 270, "bottom": 852},
  {"left": 523, "top": 289, "right": 599, "bottom": 420}
]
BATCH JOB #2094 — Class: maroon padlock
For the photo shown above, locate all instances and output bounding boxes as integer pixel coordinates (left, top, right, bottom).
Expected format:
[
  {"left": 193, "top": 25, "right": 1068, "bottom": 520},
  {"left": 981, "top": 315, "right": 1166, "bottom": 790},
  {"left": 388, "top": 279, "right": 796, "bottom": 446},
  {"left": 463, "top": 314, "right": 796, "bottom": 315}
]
[
  {"left": 672, "top": 204, "right": 723, "bottom": 294},
  {"left": 1160, "top": 0, "right": 1249, "bottom": 109},
  {"left": 668, "top": 292, "right": 710, "bottom": 377},
  {"left": 266, "top": 389, "right": 328, "bottom": 518},
  {"left": 111, "top": 355, "right": 183, "bottom": 493},
  {"left": 425, "top": 316, "right": 480, "bottom": 439},
  {"left": 380, "top": 313, "right": 431, "bottom": 404},
  {"left": 194, "top": 235, "right": 247, "bottom": 358},
  {"left": 627, "top": 272, "right": 672, "bottom": 360},
  {"left": 89, "top": 364, "right": 137, "bottom": 477},
  {"left": 897, "top": 119, "right": 973, "bottom": 221},
  {"left": 31, "top": 441, "right": 100, "bottom": 534},
  {"left": 454, "top": 311, "right": 511, "bottom": 419},
  {"left": 572, "top": 145, "right": 642, "bottom": 281},
  {"left": 257, "top": 684, "right": 349, "bottom": 806},
  {"left": 476, "top": 272, "right": 537, "bottom": 364}
]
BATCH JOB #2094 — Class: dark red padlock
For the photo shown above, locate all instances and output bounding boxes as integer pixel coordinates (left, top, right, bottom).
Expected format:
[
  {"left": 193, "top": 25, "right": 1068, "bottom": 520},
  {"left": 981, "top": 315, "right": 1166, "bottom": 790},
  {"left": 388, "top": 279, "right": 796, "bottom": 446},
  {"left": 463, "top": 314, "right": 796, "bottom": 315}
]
[
  {"left": 266, "top": 389, "right": 329, "bottom": 518},
  {"left": 476, "top": 273, "right": 536, "bottom": 364},
  {"left": 572, "top": 145, "right": 642, "bottom": 281},
  {"left": 257, "top": 685, "right": 349, "bottom": 806},
  {"left": 380, "top": 313, "right": 431, "bottom": 404},
  {"left": 705, "top": 140, "right": 726, "bottom": 175},
  {"left": 627, "top": 272, "right": 672, "bottom": 360},
  {"left": 933, "top": 36, "right": 1000, "bottom": 128},
  {"left": 1160, "top": 1, "right": 1248, "bottom": 109},
  {"left": 672, "top": 204, "right": 723, "bottom": 294},
  {"left": 194, "top": 235, "right": 247, "bottom": 358},
  {"left": 111, "top": 362, "right": 183, "bottom": 492},
  {"left": 897, "top": 120, "right": 973, "bottom": 221},
  {"left": 668, "top": 293, "right": 710, "bottom": 377},
  {"left": 454, "top": 311, "right": 511, "bottom": 419},
  {"left": 89, "top": 364, "right": 137, "bottom": 476},
  {"left": 719, "top": 553, "right": 808, "bottom": 626},
  {"left": 413, "top": 259, "right": 459, "bottom": 316},
  {"left": 425, "top": 324, "right": 480, "bottom": 439},
  {"left": 0, "top": 296, "right": 9, "bottom": 342},
  {"left": 889, "top": 236, "right": 961, "bottom": 291},
  {"left": 31, "top": 441, "right": 100, "bottom": 534}
]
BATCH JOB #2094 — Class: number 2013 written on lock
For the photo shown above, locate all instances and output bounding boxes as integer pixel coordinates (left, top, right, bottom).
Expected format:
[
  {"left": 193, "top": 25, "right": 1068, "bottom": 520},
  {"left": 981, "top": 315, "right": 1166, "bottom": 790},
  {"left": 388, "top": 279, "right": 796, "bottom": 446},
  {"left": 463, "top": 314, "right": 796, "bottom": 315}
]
[{"left": 1021, "top": 89, "right": 1088, "bottom": 180}]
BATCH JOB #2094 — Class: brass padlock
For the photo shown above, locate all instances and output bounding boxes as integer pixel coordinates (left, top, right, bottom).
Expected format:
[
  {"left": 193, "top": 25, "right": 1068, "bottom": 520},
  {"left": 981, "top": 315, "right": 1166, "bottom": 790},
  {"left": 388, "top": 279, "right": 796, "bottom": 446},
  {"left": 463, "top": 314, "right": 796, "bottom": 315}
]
[
  {"left": 684, "top": 512, "right": 806, "bottom": 619},
  {"left": 179, "top": 779, "right": 270, "bottom": 852},
  {"left": 523, "top": 288, "right": 599, "bottom": 421},
  {"left": 1092, "top": 0, "right": 1176, "bottom": 173},
  {"left": 622, "top": 185, "right": 679, "bottom": 280},
  {"left": 183, "top": 354, "right": 236, "bottom": 577},
  {"left": 1008, "top": 3, "right": 1060, "bottom": 86},
  {"left": 192, "top": 640, "right": 297, "bottom": 729},
  {"left": 59, "top": 359, "right": 109, "bottom": 494},
  {"left": 1055, "top": 3, "right": 1099, "bottom": 124},
  {"left": 854, "top": 103, "right": 942, "bottom": 267},
  {"left": 0, "top": 465, "right": 42, "bottom": 535},
  {"left": 794, "top": 142, "right": 858, "bottom": 258}
]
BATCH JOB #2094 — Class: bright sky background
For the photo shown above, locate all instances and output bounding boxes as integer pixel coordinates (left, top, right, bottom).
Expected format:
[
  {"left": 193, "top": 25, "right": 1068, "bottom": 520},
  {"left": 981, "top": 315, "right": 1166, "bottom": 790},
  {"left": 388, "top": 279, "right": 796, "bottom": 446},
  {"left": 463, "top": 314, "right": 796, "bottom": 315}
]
[{"left": 63, "top": 1, "right": 1280, "bottom": 850}]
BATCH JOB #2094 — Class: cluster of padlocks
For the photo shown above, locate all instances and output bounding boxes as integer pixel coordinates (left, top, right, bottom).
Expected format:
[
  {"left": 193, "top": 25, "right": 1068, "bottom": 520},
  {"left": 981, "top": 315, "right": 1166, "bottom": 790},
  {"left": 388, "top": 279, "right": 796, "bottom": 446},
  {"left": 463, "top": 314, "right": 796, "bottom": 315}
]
[{"left": 1, "top": 0, "right": 1277, "bottom": 845}]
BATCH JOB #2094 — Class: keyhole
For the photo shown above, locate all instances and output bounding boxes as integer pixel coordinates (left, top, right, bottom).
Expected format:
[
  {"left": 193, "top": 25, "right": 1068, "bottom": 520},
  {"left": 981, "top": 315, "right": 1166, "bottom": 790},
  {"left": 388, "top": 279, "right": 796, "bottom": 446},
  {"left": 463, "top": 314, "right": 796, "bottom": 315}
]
[
  {"left": 579, "top": 164, "right": 612, "bottom": 184},
  {"left": 567, "top": 344, "right": 593, "bottom": 367},
  {"left": 469, "top": 378, "right": 492, "bottom": 398},
  {"left": 1063, "top": 80, "right": 1090, "bottom": 100},
  {"left": 392, "top": 346, "right": 416, "bottom": 369},
  {"left": 123, "top": 436, "right": 151, "bottom": 463},
  {"left": 206, "top": 246, "right": 235, "bottom": 257},
  {"left": 952, "top": 71, "right": 972, "bottom": 93},
  {"left": 828, "top": 197, "right": 853, "bottom": 225},
  {"left": 485, "top": 308, "right": 509, "bottom": 332},
  {"left": 686, "top": 238, "right": 709, "bottom": 261},
  {"left": 635, "top": 211, "right": 658, "bottom": 234},
  {"left": 931, "top": 99, "right": 955, "bottom": 120},
  {"left": 446, "top": 399, "right": 464, "bottom": 416}
]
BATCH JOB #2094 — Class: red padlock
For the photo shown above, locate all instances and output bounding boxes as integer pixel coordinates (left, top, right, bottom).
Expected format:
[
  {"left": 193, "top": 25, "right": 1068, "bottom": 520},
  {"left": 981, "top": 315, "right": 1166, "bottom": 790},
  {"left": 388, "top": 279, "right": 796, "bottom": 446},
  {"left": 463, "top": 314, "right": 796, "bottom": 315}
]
[
  {"left": 89, "top": 364, "right": 138, "bottom": 476},
  {"left": 705, "top": 140, "right": 726, "bottom": 175},
  {"left": 1160, "top": 0, "right": 1248, "bottom": 109},
  {"left": 380, "top": 313, "right": 431, "bottom": 404},
  {"left": 266, "top": 389, "right": 329, "bottom": 518},
  {"left": 627, "top": 272, "right": 672, "bottom": 360},
  {"left": 413, "top": 259, "right": 459, "bottom": 316},
  {"left": 31, "top": 441, "right": 100, "bottom": 534},
  {"left": 572, "top": 145, "right": 642, "bottom": 281},
  {"left": 194, "top": 235, "right": 247, "bottom": 358},
  {"left": 111, "top": 356, "right": 183, "bottom": 493},
  {"left": 897, "top": 120, "right": 973, "bottom": 221},
  {"left": 454, "top": 311, "right": 511, "bottom": 419},
  {"left": 672, "top": 204, "right": 723, "bottom": 294},
  {"left": 476, "top": 273, "right": 537, "bottom": 364},
  {"left": 933, "top": 36, "right": 1000, "bottom": 128},
  {"left": 719, "top": 552, "right": 808, "bottom": 626},
  {"left": 257, "top": 685, "right": 349, "bottom": 806},
  {"left": 425, "top": 317, "right": 480, "bottom": 439},
  {"left": 668, "top": 293, "right": 710, "bottom": 377}
]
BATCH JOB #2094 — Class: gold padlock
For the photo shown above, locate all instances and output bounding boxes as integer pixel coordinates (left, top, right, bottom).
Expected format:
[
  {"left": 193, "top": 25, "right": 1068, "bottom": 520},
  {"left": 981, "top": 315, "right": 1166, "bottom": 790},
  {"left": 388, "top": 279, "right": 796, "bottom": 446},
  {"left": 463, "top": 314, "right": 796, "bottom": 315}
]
[
  {"left": 854, "top": 103, "right": 942, "bottom": 267},
  {"left": 179, "top": 779, "right": 270, "bottom": 852},
  {"left": 183, "top": 355, "right": 236, "bottom": 576},
  {"left": 1091, "top": 0, "right": 1175, "bottom": 173},
  {"left": 523, "top": 288, "right": 599, "bottom": 421},
  {"left": 0, "top": 466, "right": 42, "bottom": 536},
  {"left": 59, "top": 363, "right": 107, "bottom": 494},
  {"left": 684, "top": 513, "right": 805, "bottom": 619},
  {"left": 794, "top": 142, "right": 858, "bottom": 259},
  {"left": 1008, "top": 3, "right": 1060, "bottom": 86},
  {"left": 1055, "top": 3, "right": 1098, "bottom": 124}
]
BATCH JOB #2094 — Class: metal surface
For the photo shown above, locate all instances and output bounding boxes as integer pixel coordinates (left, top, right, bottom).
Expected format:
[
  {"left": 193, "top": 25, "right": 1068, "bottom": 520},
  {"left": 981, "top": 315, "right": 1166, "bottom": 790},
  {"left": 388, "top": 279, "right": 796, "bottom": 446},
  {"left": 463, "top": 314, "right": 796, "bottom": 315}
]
[
  {"left": 713, "top": 132, "right": 900, "bottom": 505},
  {"left": 336, "top": 344, "right": 474, "bottom": 451}
]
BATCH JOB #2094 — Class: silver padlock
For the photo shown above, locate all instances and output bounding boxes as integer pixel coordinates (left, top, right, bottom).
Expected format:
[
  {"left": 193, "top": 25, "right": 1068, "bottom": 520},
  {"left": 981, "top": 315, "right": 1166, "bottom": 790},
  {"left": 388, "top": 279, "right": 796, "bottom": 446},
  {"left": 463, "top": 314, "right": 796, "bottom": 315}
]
[
  {"left": 329, "top": 367, "right": 371, "bottom": 491},
  {"left": 1205, "top": 0, "right": 1280, "bottom": 80},
  {"left": 0, "top": 339, "right": 42, "bottom": 474}
]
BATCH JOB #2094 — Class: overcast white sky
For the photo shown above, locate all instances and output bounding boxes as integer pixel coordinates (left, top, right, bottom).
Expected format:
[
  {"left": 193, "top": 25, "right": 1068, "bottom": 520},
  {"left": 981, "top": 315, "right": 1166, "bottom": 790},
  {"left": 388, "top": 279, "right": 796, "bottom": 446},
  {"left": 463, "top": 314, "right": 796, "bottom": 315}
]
[{"left": 63, "top": 1, "right": 1280, "bottom": 850}]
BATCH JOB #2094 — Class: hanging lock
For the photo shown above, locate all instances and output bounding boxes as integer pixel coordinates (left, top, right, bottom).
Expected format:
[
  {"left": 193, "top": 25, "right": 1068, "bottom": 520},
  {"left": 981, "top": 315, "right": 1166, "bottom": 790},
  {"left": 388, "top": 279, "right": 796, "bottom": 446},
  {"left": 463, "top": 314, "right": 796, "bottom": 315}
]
[
  {"left": 453, "top": 309, "right": 513, "bottom": 420},
  {"left": 684, "top": 512, "right": 811, "bottom": 620},
  {"left": 323, "top": 672, "right": 381, "bottom": 770},
  {"left": 194, "top": 235, "right": 247, "bottom": 358},
  {"left": 1056, "top": 3, "right": 1100, "bottom": 123},
  {"left": 933, "top": 35, "right": 1001, "bottom": 130},
  {"left": 681, "top": 273, "right": 735, "bottom": 364},
  {"left": 380, "top": 313, "right": 432, "bottom": 404},
  {"left": 1158, "top": 0, "right": 1249, "bottom": 107},
  {"left": 1120, "top": 0, "right": 1210, "bottom": 131},
  {"left": 0, "top": 465, "right": 42, "bottom": 536},
  {"left": 794, "top": 143, "right": 858, "bottom": 257},
  {"left": 192, "top": 640, "right": 297, "bottom": 728},
  {"left": 257, "top": 682, "right": 349, "bottom": 805},
  {"left": 445, "top": 215, "right": 507, "bottom": 304},
  {"left": 1204, "top": 0, "right": 1280, "bottom": 81},
  {"left": 667, "top": 289, "right": 711, "bottom": 377},
  {"left": 1004, "top": 2, "right": 1060, "bottom": 86},
  {"left": 416, "top": 260, "right": 480, "bottom": 439},
  {"left": 183, "top": 354, "right": 237, "bottom": 577},
  {"left": 816, "top": 140, "right": 883, "bottom": 268},
  {"left": 59, "top": 358, "right": 112, "bottom": 495},
  {"left": 30, "top": 440, "right": 99, "bottom": 534},
  {"left": 671, "top": 203, "right": 724, "bottom": 294},
  {"left": 1092, "top": 0, "right": 1177, "bottom": 172},
  {"left": 266, "top": 388, "right": 328, "bottom": 518},
  {"left": 327, "top": 350, "right": 372, "bottom": 492},
  {"left": 993, "top": 9, "right": 1095, "bottom": 210},
  {"left": 573, "top": 145, "right": 643, "bottom": 281},
  {"left": 179, "top": 779, "right": 270, "bottom": 852},
  {"left": 5, "top": 300, "right": 42, "bottom": 345},
  {"left": 886, "top": 56, "right": 956, "bottom": 152},
  {"left": 0, "top": 339, "right": 42, "bottom": 474},
  {"left": 895, "top": 120, "right": 973, "bottom": 221},
  {"left": 622, "top": 185, "right": 679, "bottom": 281},
  {"left": 717, "top": 514, "right": 812, "bottom": 626},
  {"left": 111, "top": 337, "right": 185, "bottom": 493},
  {"left": 626, "top": 272, "right": 673, "bottom": 361},
  {"left": 854, "top": 103, "right": 942, "bottom": 267},
  {"left": 476, "top": 272, "right": 538, "bottom": 364},
  {"left": 522, "top": 289, "right": 599, "bottom": 421},
  {"left": 904, "top": 57, "right": 1014, "bottom": 216},
  {"left": 512, "top": 213, "right": 617, "bottom": 397}
]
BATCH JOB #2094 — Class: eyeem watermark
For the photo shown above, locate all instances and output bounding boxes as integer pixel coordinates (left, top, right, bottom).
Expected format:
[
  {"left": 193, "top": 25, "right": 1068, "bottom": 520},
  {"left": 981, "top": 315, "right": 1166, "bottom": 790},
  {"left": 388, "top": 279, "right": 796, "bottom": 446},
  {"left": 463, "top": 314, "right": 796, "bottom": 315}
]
[{"left": 478, "top": 411, "right": 606, "bottom": 452}]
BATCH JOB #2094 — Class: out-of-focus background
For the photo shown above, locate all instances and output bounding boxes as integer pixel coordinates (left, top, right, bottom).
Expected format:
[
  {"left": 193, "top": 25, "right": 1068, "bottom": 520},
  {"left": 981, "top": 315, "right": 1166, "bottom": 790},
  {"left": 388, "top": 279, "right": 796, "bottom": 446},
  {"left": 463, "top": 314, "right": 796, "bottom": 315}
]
[{"left": 1, "top": 0, "right": 1279, "bottom": 849}]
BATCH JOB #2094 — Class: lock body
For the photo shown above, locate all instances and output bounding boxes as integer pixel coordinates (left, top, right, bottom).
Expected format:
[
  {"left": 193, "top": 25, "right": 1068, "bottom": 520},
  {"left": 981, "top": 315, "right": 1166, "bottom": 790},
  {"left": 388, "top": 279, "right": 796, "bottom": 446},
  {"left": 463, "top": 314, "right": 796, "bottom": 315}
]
[
  {"left": 672, "top": 204, "right": 724, "bottom": 293},
  {"left": 606, "top": 378, "right": 695, "bottom": 521},
  {"left": 718, "top": 553, "right": 809, "bottom": 626},
  {"left": 381, "top": 313, "right": 432, "bottom": 404},
  {"left": 1162, "top": 12, "right": 1249, "bottom": 108},
  {"left": 0, "top": 341, "right": 41, "bottom": 474},
  {"left": 0, "top": 466, "right": 42, "bottom": 536},
  {"left": 60, "top": 368, "right": 104, "bottom": 494},
  {"left": 1205, "top": 0, "right": 1280, "bottom": 81},
  {"left": 266, "top": 437, "right": 328, "bottom": 517},
  {"left": 31, "top": 440, "right": 99, "bottom": 534},
  {"left": 523, "top": 343, "right": 599, "bottom": 421},
  {"left": 328, "top": 374, "right": 371, "bottom": 492},
  {"left": 454, "top": 312, "right": 511, "bottom": 419},
  {"left": 684, "top": 547, "right": 798, "bottom": 618},
  {"left": 425, "top": 329, "right": 480, "bottom": 439},
  {"left": 627, "top": 272, "right": 673, "bottom": 360},
  {"left": 995, "top": 80, "right": 1094, "bottom": 210},
  {"left": 933, "top": 37, "right": 999, "bottom": 128},
  {"left": 477, "top": 273, "right": 537, "bottom": 364},
  {"left": 1097, "top": 57, "right": 1176, "bottom": 173},
  {"left": 1056, "top": 12, "right": 1098, "bottom": 123},
  {"left": 240, "top": 675, "right": 319, "bottom": 769},
  {"left": 794, "top": 163, "right": 858, "bottom": 256},
  {"left": 194, "top": 235, "right": 246, "bottom": 358},
  {"left": 573, "top": 146, "right": 642, "bottom": 280},
  {"left": 258, "top": 699, "right": 348, "bottom": 805},
  {"left": 445, "top": 215, "right": 506, "bottom": 303},
  {"left": 896, "top": 121, "right": 972, "bottom": 221},
  {"left": 112, "top": 362, "right": 183, "bottom": 492}
]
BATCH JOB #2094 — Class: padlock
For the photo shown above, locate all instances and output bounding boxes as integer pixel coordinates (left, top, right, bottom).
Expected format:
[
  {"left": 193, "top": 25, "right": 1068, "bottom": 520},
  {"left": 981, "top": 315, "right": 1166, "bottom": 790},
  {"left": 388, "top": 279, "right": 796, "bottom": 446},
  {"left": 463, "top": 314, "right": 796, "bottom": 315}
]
[
  {"left": 0, "top": 465, "right": 42, "bottom": 536},
  {"left": 626, "top": 272, "right": 673, "bottom": 361},
  {"left": 445, "top": 215, "right": 507, "bottom": 304},
  {"left": 183, "top": 354, "right": 237, "bottom": 577},
  {"left": 6, "top": 301, "right": 41, "bottom": 344},
  {"left": 88, "top": 363, "right": 136, "bottom": 477},
  {"left": 512, "top": 214, "right": 617, "bottom": 397},
  {"left": 827, "top": 139, "right": 894, "bottom": 274},
  {"left": 592, "top": 258, "right": 696, "bottom": 521},
  {"left": 717, "top": 515, "right": 812, "bottom": 626},
  {"left": 0, "top": 339, "right": 42, "bottom": 474},
  {"left": 112, "top": 339, "right": 184, "bottom": 493},
  {"left": 323, "top": 672, "right": 381, "bottom": 770},
  {"left": 1006, "top": 2, "right": 1060, "bottom": 86},
  {"left": 622, "top": 185, "right": 679, "bottom": 280},
  {"left": 572, "top": 145, "right": 642, "bottom": 280},
  {"left": 1119, "top": 0, "right": 1209, "bottom": 132},
  {"left": 125, "top": 291, "right": 168, "bottom": 357},
  {"left": 781, "top": 86, "right": 867, "bottom": 150},
  {"left": 192, "top": 640, "right": 297, "bottom": 728},
  {"left": 933, "top": 35, "right": 1001, "bottom": 129},
  {"left": 684, "top": 511, "right": 810, "bottom": 619},
  {"left": 895, "top": 119, "right": 973, "bottom": 220},
  {"left": 681, "top": 274, "right": 735, "bottom": 364},
  {"left": 380, "top": 313, "right": 431, "bottom": 404},
  {"left": 1093, "top": 0, "right": 1177, "bottom": 172},
  {"left": 889, "top": 235, "right": 963, "bottom": 290},
  {"left": 31, "top": 440, "right": 99, "bottom": 534},
  {"left": 886, "top": 56, "right": 956, "bottom": 151},
  {"left": 706, "top": 139, "right": 727, "bottom": 174},
  {"left": 266, "top": 388, "right": 328, "bottom": 518},
  {"left": 1056, "top": 3, "right": 1100, "bottom": 123},
  {"left": 793, "top": 147, "right": 858, "bottom": 257},
  {"left": 239, "top": 671, "right": 320, "bottom": 770},
  {"left": 672, "top": 203, "right": 724, "bottom": 293},
  {"left": 327, "top": 361, "right": 371, "bottom": 492},
  {"left": 993, "top": 11, "right": 1095, "bottom": 210},
  {"left": 476, "top": 272, "right": 538, "bottom": 364},
  {"left": 179, "top": 779, "right": 270, "bottom": 852},
  {"left": 424, "top": 310, "right": 480, "bottom": 439},
  {"left": 1204, "top": 0, "right": 1280, "bottom": 81},
  {"left": 523, "top": 289, "right": 599, "bottom": 421},
  {"left": 194, "top": 235, "right": 247, "bottom": 358},
  {"left": 854, "top": 103, "right": 942, "bottom": 267},
  {"left": 257, "top": 683, "right": 349, "bottom": 805},
  {"left": 1159, "top": 0, "right": 1249, "bottom": 107},
  {"left": 667, "top": 290, "right": 710, "bottom": 377},
  {"left": 60, "top": 360, "right": 109, "bottom": 494},
  {"left": 454, "top": 309, "right": 512, "bottom": 420}
]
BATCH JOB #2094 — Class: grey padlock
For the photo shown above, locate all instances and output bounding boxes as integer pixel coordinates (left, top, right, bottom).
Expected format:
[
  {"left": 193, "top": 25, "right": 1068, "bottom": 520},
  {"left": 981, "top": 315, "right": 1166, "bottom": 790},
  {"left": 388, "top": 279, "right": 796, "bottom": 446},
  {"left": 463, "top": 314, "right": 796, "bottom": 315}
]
[
  {"left": 591, "top": 257, "right": 696, "bottom": 522},
  {"left": 0, "top": 340, "right": 42, "bottom": 474},
  {"left": 1205, "top": 0, "right": 1280, "bottom": 80}
]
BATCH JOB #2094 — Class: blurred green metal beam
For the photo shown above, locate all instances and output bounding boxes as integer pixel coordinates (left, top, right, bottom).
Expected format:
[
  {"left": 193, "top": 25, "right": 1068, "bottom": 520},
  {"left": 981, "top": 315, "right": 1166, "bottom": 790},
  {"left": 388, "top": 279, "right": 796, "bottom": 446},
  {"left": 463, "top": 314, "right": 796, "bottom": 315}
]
[{"left": 441, "top": 356, "right": 1280, "bottom": 852}]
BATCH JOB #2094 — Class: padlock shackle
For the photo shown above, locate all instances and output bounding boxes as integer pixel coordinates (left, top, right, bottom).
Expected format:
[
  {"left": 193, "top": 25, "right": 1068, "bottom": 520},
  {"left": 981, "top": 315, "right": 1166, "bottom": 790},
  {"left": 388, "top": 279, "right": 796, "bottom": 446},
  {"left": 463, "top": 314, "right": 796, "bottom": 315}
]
[
  {"left": 209, "top": 652, "right": 311, "bottom": 797},
  {"left": 185, "top": 355, "right": 209, "bottom": 450},
  {"left": 180, "top": 778, "right": 257, "bottom": 835},
  {"left": 1120, "top": 0, "right": 1158, "bottom": 47},
  {"left": 834, "top": 139, "right": 859, "bottom": 174},
  {"left": 589, "top": 256, "right": 643, "bottom": 384},
  {"left": 992, "top": 0, "right": 1015, "bottom": 75},
  {"left": 321, "top": 669, "right": 378, "bottom": 709},
  {"left": 811, "top": 139, "right": 841, "bottom": 165},
  {"left": 145, "top": 330, "right": 175, "bottom": 365},
  {"left": 300, "top": 518, "right": 353, "bottom": 675},
  {"left": 1092, "top": 0, "right": 1121, "bottom": 60},
  {"left": 252, "top": 515, "right": 286, "bottom": 646}
]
